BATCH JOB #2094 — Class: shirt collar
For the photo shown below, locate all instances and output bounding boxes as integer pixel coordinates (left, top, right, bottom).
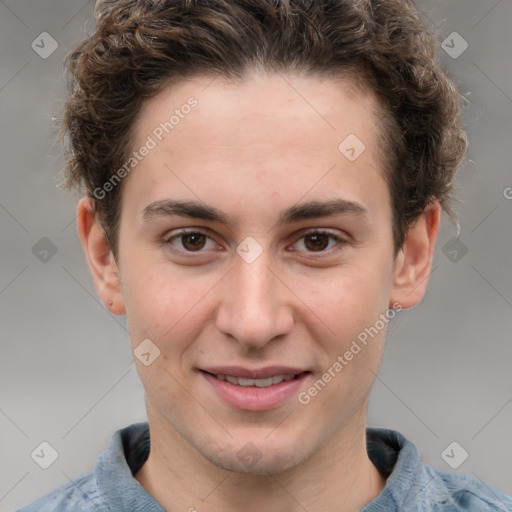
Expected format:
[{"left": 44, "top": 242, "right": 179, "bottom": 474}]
[
  {"left": 362, "top": 427, "right": 424, "bottom": 510},
  {"left": 94, "top": 421, "right": 164, "bottom": 511}
]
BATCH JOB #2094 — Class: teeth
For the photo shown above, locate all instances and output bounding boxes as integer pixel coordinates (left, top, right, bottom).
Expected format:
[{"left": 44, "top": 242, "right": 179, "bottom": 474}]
[
  {"left": 254, "top": 378, "right": 273, "bottom": 388},
  {"left": 225, "top": 375, "right": 238, "bottom": 385},
  {"left": 216, "top": 374, "right": 297, "bottom": 387}
]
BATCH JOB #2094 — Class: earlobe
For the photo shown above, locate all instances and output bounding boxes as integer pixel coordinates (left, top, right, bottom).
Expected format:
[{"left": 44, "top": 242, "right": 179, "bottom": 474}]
[
  {"left": 77, "top": 197, "right": 126, "bottom": 315},
  {"left": 390, "top": 200, "right": 441, "bottom": 309}
]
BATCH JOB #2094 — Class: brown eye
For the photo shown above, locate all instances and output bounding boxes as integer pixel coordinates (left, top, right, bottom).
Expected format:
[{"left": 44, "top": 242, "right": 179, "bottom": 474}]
[
  {"left": 303, "top": 233, "right": 330, "bottom": 252},
  {"left": 165, "top": 229, "right": 216, "bottom": 253},
  {"left": 291, "top": 230, "right": 345, "bottom": 255},
  {"left": 181, "top": 233, "right": 207, "bottom": 251}
]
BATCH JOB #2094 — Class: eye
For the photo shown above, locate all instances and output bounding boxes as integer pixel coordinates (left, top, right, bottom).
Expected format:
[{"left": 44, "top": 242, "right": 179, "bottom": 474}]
[
  {"left": 163, "top": 228, "right": 347, "bottom": 256},
  {"left": 164, "top": 229, "right": 218, "bottom": 252},
  {"left": 291, "top": 230, "right": 346, "bottom": 254}
]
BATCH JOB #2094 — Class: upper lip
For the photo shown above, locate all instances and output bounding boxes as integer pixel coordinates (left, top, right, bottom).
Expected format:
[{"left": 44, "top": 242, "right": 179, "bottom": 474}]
[{"left": 200, "top": 366, "right": 309, "bottom": 379}]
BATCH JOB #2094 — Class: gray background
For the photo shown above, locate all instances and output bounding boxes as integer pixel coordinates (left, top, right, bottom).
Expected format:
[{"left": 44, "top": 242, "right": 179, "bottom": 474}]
[{"left": 1, "top": 1, "right": 511, "bottom": 510}]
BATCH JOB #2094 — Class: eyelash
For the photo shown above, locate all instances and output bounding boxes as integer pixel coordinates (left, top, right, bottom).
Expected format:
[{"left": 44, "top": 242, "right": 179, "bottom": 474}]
[{"left": 163, "top": 228, "right": 347, "bottom": 256}]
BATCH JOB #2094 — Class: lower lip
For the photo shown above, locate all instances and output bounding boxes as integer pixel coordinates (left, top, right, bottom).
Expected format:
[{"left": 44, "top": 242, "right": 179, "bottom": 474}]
[{"left": 201, "top": 371, "right": 309, "bottom": 411}]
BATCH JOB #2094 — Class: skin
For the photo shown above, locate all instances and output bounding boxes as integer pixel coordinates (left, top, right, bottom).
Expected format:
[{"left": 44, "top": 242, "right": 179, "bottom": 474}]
[{"left": 78, "top": 70, "right": 440, "bottom": 512}]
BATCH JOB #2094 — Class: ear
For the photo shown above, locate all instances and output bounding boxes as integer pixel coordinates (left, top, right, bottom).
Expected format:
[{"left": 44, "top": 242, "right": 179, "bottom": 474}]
[
  {"left": 77, "top": 197, "right": 126, "bottom": 315},
  {"left": 390, "top": 200, "right": 441, "bottom": 309}
]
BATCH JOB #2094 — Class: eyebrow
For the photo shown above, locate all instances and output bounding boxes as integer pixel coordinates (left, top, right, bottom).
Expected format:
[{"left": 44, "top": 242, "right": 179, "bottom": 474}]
[{"left": 142, "top": 198, "right": 368, "bottom": 225}]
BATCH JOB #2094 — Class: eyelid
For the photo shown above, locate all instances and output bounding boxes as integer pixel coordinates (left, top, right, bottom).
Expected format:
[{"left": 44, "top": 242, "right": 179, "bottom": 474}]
[
  {"left": 295, "top": 227, "right": 347, "bottom": 240},
  {"left": 163, "top": 226, "right": 214, "bottom": 241}
]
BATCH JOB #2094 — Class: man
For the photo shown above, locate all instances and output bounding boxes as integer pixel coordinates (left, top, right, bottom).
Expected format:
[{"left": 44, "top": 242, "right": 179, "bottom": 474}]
[{"left": 18, "top": 0, "right": 512, "bottom": 510}]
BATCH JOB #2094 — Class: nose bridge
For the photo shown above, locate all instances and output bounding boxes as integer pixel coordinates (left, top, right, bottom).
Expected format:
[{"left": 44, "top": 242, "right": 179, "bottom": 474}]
[
  {"left": 215, "top": 247, "right": 293, "bottom": 348},
  {"left": 236, "top": 252, "right": 275, "bottom": 308}
]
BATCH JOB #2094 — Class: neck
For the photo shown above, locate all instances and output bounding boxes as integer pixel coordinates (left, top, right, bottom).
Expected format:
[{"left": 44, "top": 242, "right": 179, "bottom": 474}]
[{"left": 135, "top": 408, "right": 386, "bottom": 512}]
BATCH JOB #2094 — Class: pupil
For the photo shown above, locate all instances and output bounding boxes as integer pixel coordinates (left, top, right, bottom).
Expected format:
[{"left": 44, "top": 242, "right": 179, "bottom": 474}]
[
  {"left": 183, "top": 233, "right": 206, "bottom": 251},
  {"left": 305, "top": 234, "right": 328, "bottom": 251}
]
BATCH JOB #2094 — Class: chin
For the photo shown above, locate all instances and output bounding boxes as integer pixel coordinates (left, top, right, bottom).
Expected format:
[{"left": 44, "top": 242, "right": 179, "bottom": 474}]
[{"left": 199, "top": 437, "right": 311, "bottom": 476}]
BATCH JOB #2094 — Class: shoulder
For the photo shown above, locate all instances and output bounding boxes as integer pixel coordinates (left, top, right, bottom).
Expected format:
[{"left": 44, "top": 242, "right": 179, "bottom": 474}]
[
  {"left": 365, "top": 428, "right": 512, "bottom": 512},
  {"left": 15, "top": 471, "right": 107, "bottom": 512},
  {"left": 422, "top": 465, "right": 512, "bottom": 512},
  {"left": 15, "top": 422, "right": 150, "bottom": 512}
]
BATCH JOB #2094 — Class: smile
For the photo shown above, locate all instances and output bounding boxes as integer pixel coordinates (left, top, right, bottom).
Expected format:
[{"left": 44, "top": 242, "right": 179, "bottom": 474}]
[
  {"left": 213, "top": 374, "right": 297, "bottom": 387},
  {"left": 200, "top": 369, "right": 310, "bottom": 411}
]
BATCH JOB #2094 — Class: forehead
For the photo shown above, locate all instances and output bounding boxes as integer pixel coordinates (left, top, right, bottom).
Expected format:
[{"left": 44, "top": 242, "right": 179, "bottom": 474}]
[
  {"left": 122, "top": 71, "right": 389, "bottom": 228},
  {"left": 134, "top": 71, "right": 379, "bottom": 150}
]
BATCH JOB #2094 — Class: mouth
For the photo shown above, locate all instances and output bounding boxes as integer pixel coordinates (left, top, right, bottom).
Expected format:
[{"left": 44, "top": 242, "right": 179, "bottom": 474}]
[
  {"left": 202, "top": 371, "right": 307, "bottom": 388},
  {"left": 199, "top": 368, "right": 311, "bottom": 411}
]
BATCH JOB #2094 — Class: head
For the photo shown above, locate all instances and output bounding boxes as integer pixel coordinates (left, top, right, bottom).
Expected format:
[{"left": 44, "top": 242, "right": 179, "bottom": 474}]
[{"left": 68, "top": 0, "right": 467, "bottom": 475}]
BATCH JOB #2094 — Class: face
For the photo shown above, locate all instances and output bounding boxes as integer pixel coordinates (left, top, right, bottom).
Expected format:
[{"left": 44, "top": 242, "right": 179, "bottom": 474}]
[{"left": 92, "top": 71, "right": 412, "bottom": 474}]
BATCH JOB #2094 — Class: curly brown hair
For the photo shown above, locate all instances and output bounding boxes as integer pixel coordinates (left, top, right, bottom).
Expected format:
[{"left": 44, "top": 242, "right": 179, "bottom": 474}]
[{"left": 61, "top": 0, "right": 467, "bottom": 258}]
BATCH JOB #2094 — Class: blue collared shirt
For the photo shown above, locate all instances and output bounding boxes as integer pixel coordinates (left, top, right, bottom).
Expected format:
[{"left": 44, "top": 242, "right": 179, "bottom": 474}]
[{"left": 17, "top": 422, "right": 512, "bottom": 511}]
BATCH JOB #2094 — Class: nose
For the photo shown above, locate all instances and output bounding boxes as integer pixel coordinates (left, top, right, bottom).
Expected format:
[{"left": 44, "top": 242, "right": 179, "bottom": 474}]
[{"left": 215, "top": 248, "right": 294, "bottom": 350}]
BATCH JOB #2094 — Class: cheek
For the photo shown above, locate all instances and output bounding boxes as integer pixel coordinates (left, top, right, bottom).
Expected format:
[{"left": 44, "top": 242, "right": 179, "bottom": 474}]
[
  {"left": 299, "top": 258, "right": 393, "bottom": 396},
  {"left": 303, "top": 267, "right": 391, "bottom": 409},
  {"left": 121, "top": 260, "right": 218, "bottom": 351},
  {"left": 306, "top": 260, "right": 392, "bottom": 332}
]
